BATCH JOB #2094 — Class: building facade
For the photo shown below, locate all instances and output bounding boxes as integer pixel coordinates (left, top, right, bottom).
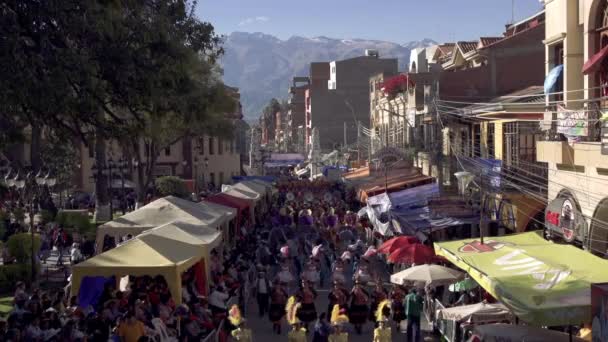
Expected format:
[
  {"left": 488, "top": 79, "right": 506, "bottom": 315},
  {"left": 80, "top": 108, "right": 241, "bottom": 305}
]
[{"left": 535, "top": 0, "right": 608, "bottom": 256}]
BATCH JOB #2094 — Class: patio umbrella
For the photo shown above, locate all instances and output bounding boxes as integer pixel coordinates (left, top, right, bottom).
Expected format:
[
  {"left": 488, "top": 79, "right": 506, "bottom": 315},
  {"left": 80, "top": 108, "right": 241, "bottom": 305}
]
[
  {"left": 390, "top": 264, "right": 463, "bottom": 286},
  {"left": 387, "top": 244, "right": 435, "bottom": 264},
  {"left": 448, "top": 278, "right": 479, "bottom": 292},
  {"left": 378, "top": 235, "right": 420, "bottom": 254}
]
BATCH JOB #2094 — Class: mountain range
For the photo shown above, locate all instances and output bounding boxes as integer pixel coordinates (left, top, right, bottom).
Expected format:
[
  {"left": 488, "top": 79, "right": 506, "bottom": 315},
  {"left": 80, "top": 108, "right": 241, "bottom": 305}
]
[{"left": 219, "top": 32, "right": 437, "bottom": 121}]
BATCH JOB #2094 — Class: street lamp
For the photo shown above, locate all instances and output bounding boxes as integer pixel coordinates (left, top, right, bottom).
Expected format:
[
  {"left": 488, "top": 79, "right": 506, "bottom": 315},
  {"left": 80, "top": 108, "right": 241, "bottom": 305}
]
[{"left": 4, "top": 168, "right": 56, "bottom": 284}]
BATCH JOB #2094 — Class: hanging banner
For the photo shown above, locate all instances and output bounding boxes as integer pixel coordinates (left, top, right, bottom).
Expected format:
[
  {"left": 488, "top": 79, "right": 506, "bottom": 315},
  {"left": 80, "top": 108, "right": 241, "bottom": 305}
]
[{"left": 556, "top": 105, "right": 588, "bottom": 140}]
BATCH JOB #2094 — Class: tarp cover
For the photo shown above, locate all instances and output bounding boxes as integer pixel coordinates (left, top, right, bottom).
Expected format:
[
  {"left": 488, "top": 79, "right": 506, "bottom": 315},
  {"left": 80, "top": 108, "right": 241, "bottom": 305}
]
[
  {"left": 74, "top": 221, "right": 220, "bottom": 305},
  {"left": 95, "top": 196, "right": 235, "bottom": 252},
  {"left": 231, "top": 175, "right": 276, "bottom": 183},
  {"left": 436, "top": 302, "right": 512, "bottom": 324},
  {"left": 434, "top": 231, "right": 608, "bottom": 326}
]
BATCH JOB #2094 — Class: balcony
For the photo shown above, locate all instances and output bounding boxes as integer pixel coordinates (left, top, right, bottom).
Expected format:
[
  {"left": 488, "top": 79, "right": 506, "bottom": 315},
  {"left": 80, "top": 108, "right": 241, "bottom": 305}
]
[
  {"left": 574, "top": 142, "right": 608, "bottom": 169},
  {"left": 536, "top": 141, "right": 574, "bottom": 165}
]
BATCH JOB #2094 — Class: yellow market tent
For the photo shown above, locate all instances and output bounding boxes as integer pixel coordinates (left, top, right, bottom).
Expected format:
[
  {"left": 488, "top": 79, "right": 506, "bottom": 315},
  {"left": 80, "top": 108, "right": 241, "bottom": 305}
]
[
  {"left": 73, "top": 221, "right": 222, "bottom": 304},
  {"left": 434, "top": 231, "right": 608, "bottom": 326},
  {"left": 95, "top": 196, "right": 234, "bottom": 252}
]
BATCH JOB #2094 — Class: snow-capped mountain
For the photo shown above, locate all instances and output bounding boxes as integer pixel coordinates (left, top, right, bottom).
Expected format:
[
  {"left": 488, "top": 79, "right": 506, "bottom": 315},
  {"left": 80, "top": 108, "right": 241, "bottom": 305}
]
[{"left": 220, "top": 32, "right": 438, "bottom": 120}]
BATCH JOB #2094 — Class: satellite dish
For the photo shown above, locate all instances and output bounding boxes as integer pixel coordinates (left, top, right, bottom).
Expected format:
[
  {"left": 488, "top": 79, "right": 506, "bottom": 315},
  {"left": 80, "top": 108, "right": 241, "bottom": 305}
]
[
  {"left": 286, "top": 192, "right": 295, "bottom": 201},
  {"left": 304, "top": 192, "right": 314, "bottom": 202}
]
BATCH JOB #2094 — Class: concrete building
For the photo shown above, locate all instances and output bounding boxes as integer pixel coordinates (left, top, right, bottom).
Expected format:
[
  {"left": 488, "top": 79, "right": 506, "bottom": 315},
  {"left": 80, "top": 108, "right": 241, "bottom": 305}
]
[
  {"left": 306, "top": 53, "right": 398, "bottom": 151},
  {"left": 535, "top": 0, "right": 608, "bottom": 256},
  {"left": 287, "top": 77, "right": 310, "bottom": 154}
]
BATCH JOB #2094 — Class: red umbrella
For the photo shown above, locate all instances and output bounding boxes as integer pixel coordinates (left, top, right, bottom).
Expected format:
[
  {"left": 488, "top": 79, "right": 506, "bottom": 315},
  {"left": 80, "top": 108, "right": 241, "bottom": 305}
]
[
  {"left": 387, "top": 244, "right": 435, "bottom": 264},
  {"left": 378, "top": 236, "right": 420, "bottom": 254}
]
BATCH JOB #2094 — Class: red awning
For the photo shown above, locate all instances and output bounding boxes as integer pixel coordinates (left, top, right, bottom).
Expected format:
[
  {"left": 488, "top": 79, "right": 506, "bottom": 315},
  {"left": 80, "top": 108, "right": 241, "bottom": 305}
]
[
  {"left": 204, "top": 193, "right": 251, "bottom": 229},
  {"left": 582, "top": 45, "right": 608, "bottom": 75}
]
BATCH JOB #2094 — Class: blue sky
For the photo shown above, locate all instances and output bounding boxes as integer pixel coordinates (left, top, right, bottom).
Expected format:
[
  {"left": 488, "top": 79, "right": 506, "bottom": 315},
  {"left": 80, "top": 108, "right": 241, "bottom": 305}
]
[{"left": 196, "top": 0, "right": 543, "bottom": 43}]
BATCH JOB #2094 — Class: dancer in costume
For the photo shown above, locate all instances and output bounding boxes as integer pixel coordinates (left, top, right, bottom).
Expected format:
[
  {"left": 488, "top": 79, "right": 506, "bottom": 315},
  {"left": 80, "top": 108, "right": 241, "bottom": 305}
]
[
  {"left": 349, "top": 280, "right": 370, "bottom": 334},
  {"left": 327, "top": 280, "right": 349, "bottom": 316},
  {"left": 269, "top": 280, "right": 288, "bottom": 334},
  {"left": 390, "top": 285, "right": 406, "bottom": 326},
  {"left": 228, "top": 305, "right": 252, "bottom": 342},
  {"left": 372, "top": 300, "right": 391, "bottom": 342},
  {"left": 369, "top": 280, "right": 388, "bottom": 323},
  {"left": 286, "top": 296, "right": 307, "bottom": 342},
  {"left": 297, "top": 279, "right": 318, "bottom": 331},
  {"left": 329, "top": 304, "right": 349, "bottom": 342}
]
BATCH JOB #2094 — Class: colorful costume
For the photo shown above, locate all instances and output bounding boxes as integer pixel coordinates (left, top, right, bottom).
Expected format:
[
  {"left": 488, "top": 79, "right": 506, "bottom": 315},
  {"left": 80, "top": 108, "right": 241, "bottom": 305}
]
[
  {"left": 228, "top": 305, "right": 252, "bottom": 342},
  {"left": 286, "top": 296, "right": 307, "bottom": 342},
  {"left": 329, "top": 304, "right": 349, "bottom": 342},
  {"left": 297, "top": 283, "right": 318, "bottom": 324},
  {"left": 373, "top": 300, "right": 392, "bottom": 342}
]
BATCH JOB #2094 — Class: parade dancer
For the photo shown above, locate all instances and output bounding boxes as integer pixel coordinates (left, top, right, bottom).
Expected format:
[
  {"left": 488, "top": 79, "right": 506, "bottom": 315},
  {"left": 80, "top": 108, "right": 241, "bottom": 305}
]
[
  {"left": 369, "top": 279, "right": 388, "bottom": 324},
  {"left": 286, "top": 296, "right": 307, "bottom": 342},
  {"left": 327, "top": 280, "right": 349, "bottom": 317},
  {"left": 329, "top": 304, "right": 349, "bottom": 342},
  {"left": 390, "top": 285, "right": 407, "bottom": 331},
  {"left": 269, "top": 280, "right": 288, "bottom": 334},
  {"left": 297, "top": 279, "right": 318, "bottom": 331},
  {"left": 349, "top": 280, "right": 370, "bottom": 334},
  {"left": 228, "top": 305, "right": 252, "bottom": 342},
  {"left": 373, "top": 300, "right": 392, "bottom": 342}
]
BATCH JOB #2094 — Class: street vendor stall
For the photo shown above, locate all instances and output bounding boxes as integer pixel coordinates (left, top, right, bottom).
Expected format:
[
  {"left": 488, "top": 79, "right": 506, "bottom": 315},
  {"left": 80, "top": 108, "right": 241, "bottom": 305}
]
[
  {"left": 435, "top": 302, "right": 513, "bottom": 342},
  {"left": 205, "top": 193, "right": 251, "bottom": 233},
  {"left": 95, "top": 196, "right": 234, "bottom": 253},
  {"left": 434, "top": 231, "right": 608, "bottom": 326},
  {"left": 469, "top": 323, "right": 586, "bottom": 342},
  {"left": 221, "top": 186, "right": 259, "bottom": 223},
  {"left": 73, "top": 220, "right": 221, "bottom": 305}
]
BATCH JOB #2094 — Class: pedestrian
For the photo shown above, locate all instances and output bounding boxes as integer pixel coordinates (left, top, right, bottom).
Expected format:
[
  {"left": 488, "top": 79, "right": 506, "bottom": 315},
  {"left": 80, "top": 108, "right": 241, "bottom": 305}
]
[
  {"left": 349, "top": 279, "right": 370, "bottom": 334},
  {"left": 312, "top": 312, "right": 331, "bottom": 342},
  {"left": 255, "top": 270, "right": 270, "bottom": 317},
  {"left": 297, "top": 279, "right": 318, "bottom": 331},
  {"left": 405, "top": 288, "right": 424, "bottom": 342}
]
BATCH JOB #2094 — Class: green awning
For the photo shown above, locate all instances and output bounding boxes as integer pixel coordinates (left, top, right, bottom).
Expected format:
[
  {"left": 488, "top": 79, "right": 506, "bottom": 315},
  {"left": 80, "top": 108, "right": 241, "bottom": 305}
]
[{"left": 434, "top": 231, "right": 608, "bottom": 326}]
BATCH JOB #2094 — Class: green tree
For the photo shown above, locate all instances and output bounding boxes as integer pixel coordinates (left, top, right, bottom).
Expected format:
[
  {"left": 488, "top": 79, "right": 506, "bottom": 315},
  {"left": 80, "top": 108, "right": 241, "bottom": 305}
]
[
  {"left": 0, "top": 1, "right": 227, "bottom": 217},
  {"left": 155, "top": 176, "right": 190, "bottom": 199}
]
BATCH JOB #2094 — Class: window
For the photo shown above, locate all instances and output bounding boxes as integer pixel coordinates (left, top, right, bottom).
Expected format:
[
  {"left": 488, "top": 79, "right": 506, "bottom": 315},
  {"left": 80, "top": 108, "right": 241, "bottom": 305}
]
[
  {"left": 461, "top": 129, "right": 469, "bottom": 157},
  {"left": 208, "top": 137, "right": 214, "bottom": 155},
  {"left": 487, "top": 123, "right": 495, "bottom": 158},
  {"left": 197, "top": 137, "right": 204, "bottom": 155},
  {"left": 218, "top": 139, "right": 223, "bottom": 155},
  {"left": 209, "top": 172, "right": 215, "bottom": 186},
  {"left": 552, "top": 43, "right": 564, "bottom": 102},
  {"left": 219, "top": 172, "right": 224, "bottom": 185},
  {"left": 473, "top": 124, "right": 481, "bottom": 158},
  {"left": 331, "top": 66, "right": 336, "bottom": 74},
  {"left": 164, "top": 146, "right": 171, "bottom": 156}
]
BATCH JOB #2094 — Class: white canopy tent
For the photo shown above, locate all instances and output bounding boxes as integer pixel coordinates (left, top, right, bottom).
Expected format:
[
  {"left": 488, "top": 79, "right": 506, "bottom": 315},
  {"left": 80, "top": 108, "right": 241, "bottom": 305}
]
[{"left": 95, "top": 196, "right": 235, "bottom": 252}]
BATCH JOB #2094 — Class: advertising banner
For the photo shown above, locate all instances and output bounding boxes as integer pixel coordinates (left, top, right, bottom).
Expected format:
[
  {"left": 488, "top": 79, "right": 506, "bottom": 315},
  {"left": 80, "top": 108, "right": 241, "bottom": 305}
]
[{"left": 435, "top": 232, "right": 608, "bottom": 326}]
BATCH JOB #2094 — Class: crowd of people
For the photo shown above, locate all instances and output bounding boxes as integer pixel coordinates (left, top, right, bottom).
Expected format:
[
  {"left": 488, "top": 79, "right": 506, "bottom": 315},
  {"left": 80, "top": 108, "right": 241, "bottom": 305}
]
[{"left": 2, "top": 175, "right": 476, "bottom": 342}]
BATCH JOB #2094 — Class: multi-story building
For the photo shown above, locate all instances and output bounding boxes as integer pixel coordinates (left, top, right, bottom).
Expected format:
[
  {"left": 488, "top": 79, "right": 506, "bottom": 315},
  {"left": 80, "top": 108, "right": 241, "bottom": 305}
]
[
  {"left": 287, "top": 77, "right": 310, "bottom": 154},
  {"left": 305, "top": 52, "right": 398, "bottom": 151},
  {"left": 393, "top": 11, "right": 548, "bottom": 237},
  {"left": 535, "top": 0, "right": 608, "bottom": 256},
  {"left": 8, "top": 87, "right": 245, "bottom": 198}
]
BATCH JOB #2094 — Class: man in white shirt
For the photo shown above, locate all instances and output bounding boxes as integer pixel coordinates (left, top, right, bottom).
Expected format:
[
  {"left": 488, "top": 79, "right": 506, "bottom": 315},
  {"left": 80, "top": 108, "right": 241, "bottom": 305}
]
[
  {"left": 256, "top": 271, "right": 270, "bottom": 317},
  {"left": 208, "top": 286, "right": 229, "bottom": 314}
]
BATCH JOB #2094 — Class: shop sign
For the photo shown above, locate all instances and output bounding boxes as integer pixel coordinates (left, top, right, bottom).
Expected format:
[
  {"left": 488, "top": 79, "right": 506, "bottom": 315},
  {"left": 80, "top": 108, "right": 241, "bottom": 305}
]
[{"left": 545, "top": 197, "right": 585, "bottom": 243}]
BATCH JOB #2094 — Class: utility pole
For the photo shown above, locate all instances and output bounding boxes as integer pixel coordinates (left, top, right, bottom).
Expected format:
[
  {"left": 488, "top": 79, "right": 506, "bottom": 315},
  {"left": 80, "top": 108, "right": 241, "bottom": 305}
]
[{"left": 479, "top": 171, "right": 485, "bottom": 245}]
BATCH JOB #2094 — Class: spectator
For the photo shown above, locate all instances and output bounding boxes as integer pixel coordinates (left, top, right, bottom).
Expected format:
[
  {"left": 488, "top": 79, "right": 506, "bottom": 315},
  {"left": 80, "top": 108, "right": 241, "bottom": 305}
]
[
  {"left": 117, "top": 311, "right": 146, "bottom": 342},
  {"left": 405, "top": 288, "right": 424, "bottom": 342}
]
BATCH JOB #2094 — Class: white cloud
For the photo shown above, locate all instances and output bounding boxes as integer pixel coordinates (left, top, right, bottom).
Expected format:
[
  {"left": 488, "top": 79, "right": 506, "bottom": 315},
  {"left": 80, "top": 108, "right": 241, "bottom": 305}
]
[{"left": 238, "top": 16, "right": 269, "bottom": 26}]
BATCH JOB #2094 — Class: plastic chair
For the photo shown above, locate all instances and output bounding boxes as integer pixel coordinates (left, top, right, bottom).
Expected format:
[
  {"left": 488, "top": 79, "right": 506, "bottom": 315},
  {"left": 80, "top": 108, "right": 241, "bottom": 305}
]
[{"left": 151, "top": 318, "right": 178, "bottom": 342}]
